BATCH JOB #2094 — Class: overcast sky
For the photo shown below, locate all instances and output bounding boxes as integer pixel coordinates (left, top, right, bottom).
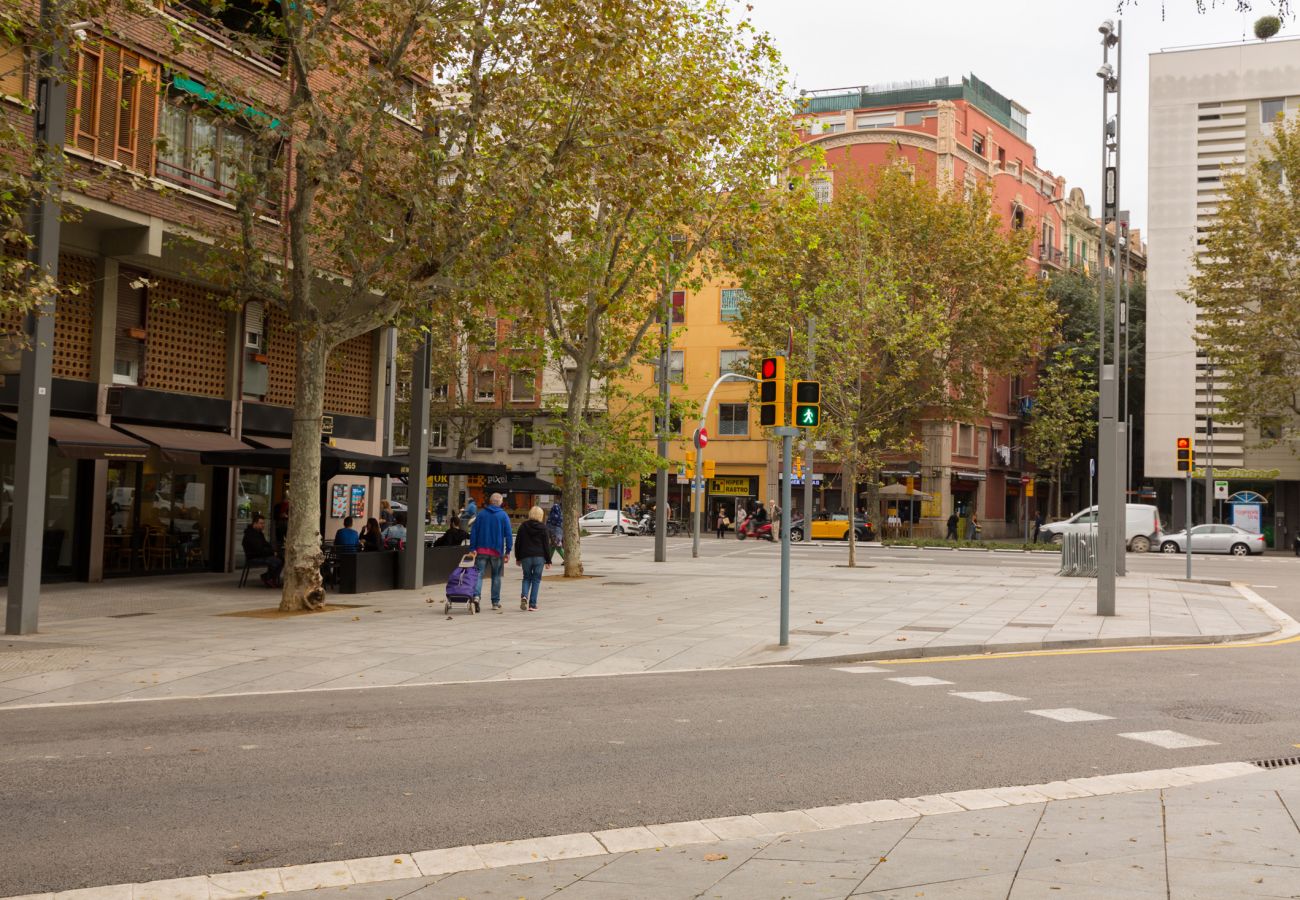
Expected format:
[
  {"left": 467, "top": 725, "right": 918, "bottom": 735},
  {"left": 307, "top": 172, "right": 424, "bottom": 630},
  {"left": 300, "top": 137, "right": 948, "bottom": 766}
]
[{"left": 746, "top": 0, "right": 1296, "bottom": 232}]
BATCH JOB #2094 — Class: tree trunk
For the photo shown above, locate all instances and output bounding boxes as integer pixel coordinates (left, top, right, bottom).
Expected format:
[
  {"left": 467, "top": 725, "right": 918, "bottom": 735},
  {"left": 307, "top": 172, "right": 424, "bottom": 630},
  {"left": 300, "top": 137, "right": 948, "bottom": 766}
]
[
  {"left": 844, "top": 459, "right": 859, "bottom": 567},
  {"left": 279, "top": 330, "right": 331, "bottom": 611},
  {"left": 560, "top": 355, "right": 594, "bottom": 577}
]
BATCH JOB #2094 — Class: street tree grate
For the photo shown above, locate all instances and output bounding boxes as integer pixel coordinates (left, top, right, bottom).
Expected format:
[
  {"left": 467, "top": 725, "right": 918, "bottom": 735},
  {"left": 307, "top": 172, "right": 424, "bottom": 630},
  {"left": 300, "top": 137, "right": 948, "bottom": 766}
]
[
  {"left": 1165, "top": 705, "right": 1272, "bottom": 725},
  {"left": 1252, "top": 756, "right": 1300, "bottom": 770}
]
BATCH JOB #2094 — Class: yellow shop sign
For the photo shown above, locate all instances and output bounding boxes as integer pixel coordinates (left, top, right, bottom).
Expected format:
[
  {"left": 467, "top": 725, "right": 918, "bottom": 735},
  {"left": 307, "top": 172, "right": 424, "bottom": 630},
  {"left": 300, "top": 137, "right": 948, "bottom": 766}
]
[{"left": 708, "top": 477, "right": 751, "bottom": 495}]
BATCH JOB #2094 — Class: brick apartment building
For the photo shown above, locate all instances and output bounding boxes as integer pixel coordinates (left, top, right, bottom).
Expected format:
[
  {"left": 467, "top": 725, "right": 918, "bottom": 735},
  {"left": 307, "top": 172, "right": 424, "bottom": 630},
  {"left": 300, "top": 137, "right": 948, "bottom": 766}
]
[
  {"left": 794, "top": 74, "right": 1068, "bottom": 538},
  {"left": 1, "top": 1, "right": 393, "bottom": 584}
]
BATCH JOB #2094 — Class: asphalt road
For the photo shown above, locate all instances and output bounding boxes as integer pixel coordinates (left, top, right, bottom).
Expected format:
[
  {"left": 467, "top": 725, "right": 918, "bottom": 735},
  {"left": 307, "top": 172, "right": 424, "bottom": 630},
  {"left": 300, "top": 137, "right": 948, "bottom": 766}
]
[{"left": 6, "top": 633, "right": 1300, "bottom": 894}]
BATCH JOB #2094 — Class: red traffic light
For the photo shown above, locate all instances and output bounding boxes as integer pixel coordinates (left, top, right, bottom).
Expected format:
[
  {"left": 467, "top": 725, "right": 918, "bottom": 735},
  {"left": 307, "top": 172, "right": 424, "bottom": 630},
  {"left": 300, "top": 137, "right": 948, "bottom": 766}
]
[
  {"left": 761, "top": 357, "right": 778, "bottom": 379},
  {"left": 1176, "top": 437, "right": 1191, "bottom": 450}
]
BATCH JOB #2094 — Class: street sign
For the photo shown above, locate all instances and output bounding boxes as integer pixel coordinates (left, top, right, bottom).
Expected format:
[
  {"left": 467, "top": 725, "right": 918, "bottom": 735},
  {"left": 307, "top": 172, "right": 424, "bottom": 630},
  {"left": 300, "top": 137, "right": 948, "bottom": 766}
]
[
  {"left": 1089, "top": 458, "right": 1096, "bottom": 478},
  {"left": 1214, "top": 480, "right": 1228, "bottom": 499},
  {"left": 694, "top": 427, "right": 708, "bottom": 449},
  {"left": 1025, "top": 480, "right": 1034, "bottom": 498}
]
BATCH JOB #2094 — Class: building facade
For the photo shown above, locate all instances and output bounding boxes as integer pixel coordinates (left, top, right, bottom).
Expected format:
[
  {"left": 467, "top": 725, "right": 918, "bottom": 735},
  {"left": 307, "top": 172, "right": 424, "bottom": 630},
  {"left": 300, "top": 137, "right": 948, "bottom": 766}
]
[
  {"left": 1, "top": 4, "right": 393, "bottom": 584},
  {"left": 793, "top": 74, "right": 1068, "bottom": 538},
  {"left": 1146, "top": 37, "right": 1300, "bottom": 546}
]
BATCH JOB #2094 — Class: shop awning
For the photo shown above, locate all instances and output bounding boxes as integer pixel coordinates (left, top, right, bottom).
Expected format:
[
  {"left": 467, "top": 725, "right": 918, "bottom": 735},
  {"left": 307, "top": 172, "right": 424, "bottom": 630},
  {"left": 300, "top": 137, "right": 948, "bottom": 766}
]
[
  {"left": 245, "top": 435, "right": 292, "bottom": 450},
  {"left": 114, "top": 424, "right": 251, "bottom": 465},
  {"left": 507, "top": 475, "right": 560, "bottom": 494},
  {"left": 387, "top": 456, "right": 511, "bottom": 480},
  {"left": 202, "top": 444, "right": 406, "bottom": 479},
  {"left": 0, "top": 414, "right": 149, "bottom": 460}
]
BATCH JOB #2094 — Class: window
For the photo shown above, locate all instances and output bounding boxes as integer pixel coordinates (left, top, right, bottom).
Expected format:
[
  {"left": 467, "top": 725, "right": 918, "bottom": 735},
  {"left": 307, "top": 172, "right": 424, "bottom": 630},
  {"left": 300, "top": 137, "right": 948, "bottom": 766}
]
[
  {"left": 0, "top": 39, "right": 24, "bottom": 98},
  {"left": 824, "top": 121, "right": 845, "bottom": 134},
  {"left": 718, "top": 403, "right": 748, "bottom": 436},
  {"left": 430, "top": 421, "right": 448, "bottom": 449},
  {"left": 855, "top": 112, "right": 895, "bottom": 130},
  {"left": 669, "top": 291, "right": 685, "bottom": 325},
  {"left": 957, "top": 424, "right": 974, "bottom": 457},
  {"left": 1011, "top": 206, "right": 1025, "bottom": 230},
  {"left": 114, "top": 270, "right": 147, "bottom": 385},
  {"left": 653, "top": 350, "right": 685, "bottom": 383},
  {"left": 511, "top": 370, "right": 536, "bottom": 402},
  {"left": 720, "top": 289, "right": 748, "bottom": 322},
  {"left": 156, "top": 95, "right": 266, "bottom": 203},
  {"left": 167, "top": 0, "right": 285, "bottom": 68},
  {"left": 812, "top": 179, "right": 832, "bottom": 205},
  {"left": 511, "top": 419, "right": 534, "bottom": 451},
  {"left": 244, "top": 299, "right": 264, "bottom": 350},
  {"left": 997, "top": 147, "right": 1006, "bottom": 167},
  {"left": 480, "top": 319, "right": 499, "bottom": 350},
  {"left": 972, "top": 133, "right": 984, "bottom": 156},
  {"left": 71, "top": 48, "right": 101, "bottom": 146},
  {"left": 474, "top": 424, "right": 494, "bottom": 450},
  {"left": 1262, "top": 98, "right": 1285, "bottom": 125},
  {"left": 475, "top": 370, "right": 495, "bottom": 402},
  {"left": 903, "top": 109, "right": 937, "bottom": 126},
  {"left": 719, "top": 349, "right": 749, "bottom": 374},
  {"left": 432, "top": 383, "right": 449, "bottom": 401}
]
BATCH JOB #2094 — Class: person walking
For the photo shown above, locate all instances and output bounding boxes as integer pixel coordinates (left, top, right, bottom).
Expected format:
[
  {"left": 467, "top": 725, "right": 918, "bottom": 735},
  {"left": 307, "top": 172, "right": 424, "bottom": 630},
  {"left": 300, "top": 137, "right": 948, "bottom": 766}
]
[
  {"left": 546, "top": 501, "right": 564, "bottom": 553},
  {"left": 946, "top": 512, "right": 959, "bottom": 542},
  {"left": 715, "top": 506, "right": 730, "bottom": 539},
  {"left": 735, "top": 503, "right": 747, "bottom": 538},
  {"left": 469, "top": 492, "right": 512, "bottom": 611},
  {"left": 966, "top": 512, "right": 980, "bottom": 541},
  {"left": 1033, "top": 511, "right": 1044, "bottom": 543},
  {"left": 464, "top": 497, "right": 478, "bottom": 526},
  {"left": 514, "top": 506, "right": 554, "bottom": 611},
  {"left": 435, "top": 498, "right": 448, "bottom": 526}
]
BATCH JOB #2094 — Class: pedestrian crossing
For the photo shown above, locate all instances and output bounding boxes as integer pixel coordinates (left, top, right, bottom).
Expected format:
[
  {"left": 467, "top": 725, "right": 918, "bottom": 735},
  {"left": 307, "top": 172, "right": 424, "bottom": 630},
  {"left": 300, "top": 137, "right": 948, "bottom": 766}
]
[{"left": 835, "top": 666, "right": 1221, "bottom": 750}]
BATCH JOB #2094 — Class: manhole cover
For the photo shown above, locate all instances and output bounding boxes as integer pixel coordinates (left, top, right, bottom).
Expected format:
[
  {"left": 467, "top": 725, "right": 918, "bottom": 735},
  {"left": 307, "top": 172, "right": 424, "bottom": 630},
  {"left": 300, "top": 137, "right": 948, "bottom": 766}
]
[{"left": 1165, "top": 705, "right": 1272, "bottom": 725}]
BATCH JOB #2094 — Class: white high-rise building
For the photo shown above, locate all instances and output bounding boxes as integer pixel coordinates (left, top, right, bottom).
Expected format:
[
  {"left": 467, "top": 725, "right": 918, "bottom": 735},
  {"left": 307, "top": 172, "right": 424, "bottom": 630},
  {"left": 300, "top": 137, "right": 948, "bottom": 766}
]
[{"left": 1146, "top": 37, "right": 1300, "bottom": 545}]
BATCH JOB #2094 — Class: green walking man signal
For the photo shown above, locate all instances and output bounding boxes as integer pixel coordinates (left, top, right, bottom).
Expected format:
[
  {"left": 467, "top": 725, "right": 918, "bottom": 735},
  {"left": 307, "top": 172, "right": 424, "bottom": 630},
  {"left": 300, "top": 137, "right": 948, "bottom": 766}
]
[{"left": 793, "top": 380, "right": 820, "bottom": 429}]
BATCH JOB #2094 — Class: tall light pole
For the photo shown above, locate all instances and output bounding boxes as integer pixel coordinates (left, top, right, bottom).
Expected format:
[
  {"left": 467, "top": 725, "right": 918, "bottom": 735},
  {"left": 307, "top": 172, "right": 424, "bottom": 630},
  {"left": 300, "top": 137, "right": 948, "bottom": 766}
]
[
  {"left": 6, "top": 0, "right": 72, "bottom": 635},
  {"left": 1095, "top": 19, "right": 1121, "bottom": 615}
]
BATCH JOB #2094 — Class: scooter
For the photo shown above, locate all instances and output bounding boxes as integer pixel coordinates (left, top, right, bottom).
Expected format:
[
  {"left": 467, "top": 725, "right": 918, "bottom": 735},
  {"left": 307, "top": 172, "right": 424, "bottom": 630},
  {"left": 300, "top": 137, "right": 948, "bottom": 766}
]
[
  {"left": 634, "top": 513, "right": 681, "bottom": 537},
  {"left": 737, "top": 518, "right": 775, "bottom": 542}
]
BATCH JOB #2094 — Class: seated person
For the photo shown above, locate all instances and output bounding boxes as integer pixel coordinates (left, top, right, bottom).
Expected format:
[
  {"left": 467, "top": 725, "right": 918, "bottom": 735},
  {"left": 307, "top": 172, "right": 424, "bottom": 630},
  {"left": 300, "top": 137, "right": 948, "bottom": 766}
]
[
  {"left": 333, "top": 516, "right": 360, "bottom": 552},
  {"left": 360, "top": 517, "right": 383, "bottom": 552},
  {"left": 433, "top": 515, "right": 470, "bottom": 547},
  {"left": 382, "top": 511, "right": 408, "bottom": 548},
  {"left": 242, "top": 514, "right": 283, "bottom": 588}
]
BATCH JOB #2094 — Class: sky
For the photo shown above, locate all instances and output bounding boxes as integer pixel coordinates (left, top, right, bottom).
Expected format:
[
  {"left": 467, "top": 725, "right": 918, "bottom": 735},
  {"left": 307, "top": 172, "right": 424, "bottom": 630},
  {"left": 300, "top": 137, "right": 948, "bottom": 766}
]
[{"left": 745, "top": 0, "right": 1297, "bottom": 232}]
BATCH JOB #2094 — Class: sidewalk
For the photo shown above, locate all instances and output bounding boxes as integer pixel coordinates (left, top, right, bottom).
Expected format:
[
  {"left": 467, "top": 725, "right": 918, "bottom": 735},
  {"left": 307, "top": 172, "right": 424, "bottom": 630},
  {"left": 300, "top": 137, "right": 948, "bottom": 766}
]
[
  {"left": 0, "top": 539, "right": 1286, "bottom": 709},
  {"left": 12, "top": 761, "right": 1298, "bottom": 899}
]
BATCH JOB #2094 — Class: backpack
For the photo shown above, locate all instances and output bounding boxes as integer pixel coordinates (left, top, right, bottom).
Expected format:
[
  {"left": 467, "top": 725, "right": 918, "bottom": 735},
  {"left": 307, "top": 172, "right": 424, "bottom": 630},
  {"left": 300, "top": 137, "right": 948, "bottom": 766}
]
[{"left": 445, "top": 554, "right": 480, "bottom": 600}]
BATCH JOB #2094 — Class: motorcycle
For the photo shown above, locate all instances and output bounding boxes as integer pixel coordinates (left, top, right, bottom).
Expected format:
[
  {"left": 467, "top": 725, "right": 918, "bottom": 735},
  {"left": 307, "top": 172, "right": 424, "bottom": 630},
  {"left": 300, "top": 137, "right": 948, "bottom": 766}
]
[
  {"left": 737, "top": 517, "right": 775, "bottom": 542},
  {"left": 633, "top": 513, "right": 681, "bottom": 537}
]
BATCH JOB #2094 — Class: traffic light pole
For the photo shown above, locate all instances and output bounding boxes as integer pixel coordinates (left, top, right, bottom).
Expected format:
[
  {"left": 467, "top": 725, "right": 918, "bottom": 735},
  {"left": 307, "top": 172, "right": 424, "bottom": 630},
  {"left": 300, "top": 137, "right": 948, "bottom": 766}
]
[
  {"left": 803, "top": 317, "right": 816, "bottom": 538},
  {"left": 1185, "top": 471, "right": 1193, "bottom": 580},
  {"left": 773, "top": 425, "right": 798, "bottom": 646},
  {"left": 691, "top": 373, "right": 757, "bottom": 559}
]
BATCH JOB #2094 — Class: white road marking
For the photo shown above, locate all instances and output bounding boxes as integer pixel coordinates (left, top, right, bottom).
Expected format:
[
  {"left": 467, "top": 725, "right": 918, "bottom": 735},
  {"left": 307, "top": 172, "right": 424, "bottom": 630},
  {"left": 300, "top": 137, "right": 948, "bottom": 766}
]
[
  {"left": 887, "top": 676, "right": 955, "bottom": 687},
  {"left": 949, "top": 691, "right": 1028, "bottom": 702},
  {"left": 1118, "top": 730, "right": 1219, "bottom": 749},
  {"left": 833, "top": 665, "right": 890, "bottom": 673},
  {"left": 1028, "top": 708, "right": 1115, "bottom": 723}
]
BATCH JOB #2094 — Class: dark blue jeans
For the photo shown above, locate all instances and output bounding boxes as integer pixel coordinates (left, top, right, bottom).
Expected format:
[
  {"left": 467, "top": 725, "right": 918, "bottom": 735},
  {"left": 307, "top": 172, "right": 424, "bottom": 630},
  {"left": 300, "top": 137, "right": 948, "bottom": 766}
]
[
  {"left": 520, "top": 557, "right": 545, "bottom": 608},
  {"left": 249, "top": 556, "right": 282, "bottom": 581},
  {"left": 475, "top": 554, "right": 504, "bottom": 605}
]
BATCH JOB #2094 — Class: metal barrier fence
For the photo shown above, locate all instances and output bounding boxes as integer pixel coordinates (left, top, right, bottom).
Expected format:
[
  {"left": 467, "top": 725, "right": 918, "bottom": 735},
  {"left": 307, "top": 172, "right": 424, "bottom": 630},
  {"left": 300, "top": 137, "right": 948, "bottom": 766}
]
[{"left": 1058, "top": 531, "right": 1098, "bottom": 577}]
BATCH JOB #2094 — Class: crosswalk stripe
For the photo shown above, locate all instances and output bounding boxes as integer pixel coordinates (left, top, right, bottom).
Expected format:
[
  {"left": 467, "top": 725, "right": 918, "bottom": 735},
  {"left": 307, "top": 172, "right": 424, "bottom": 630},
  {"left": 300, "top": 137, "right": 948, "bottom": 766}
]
[
  {"left": 888, "top": 676, "right": 955, "bottom": 686},
  {"left": 1118, "top": 730, "right": 1218, "bottom": 749},
  {"left": 949, "top": 691, "right": 1028, "bottom": 702},
  {"left": 1027, "top": 708, "right": 1115, "bottom": 723},
  {"left": 832, "top": 666, "right": 890, "bottom": 673}
]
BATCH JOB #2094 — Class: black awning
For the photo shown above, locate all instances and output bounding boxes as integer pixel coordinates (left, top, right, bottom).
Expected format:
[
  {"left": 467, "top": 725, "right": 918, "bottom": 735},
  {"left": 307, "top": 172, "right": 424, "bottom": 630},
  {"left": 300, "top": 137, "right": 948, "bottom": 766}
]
[
  {"left": 387, "top": 456, "right": 510, "bottom": 480},
  {"left": 0, "top": 414, "right": 149, "bottom": 460},
  {"left": 114, "top": 423, "right": 251, "bottom": 465},
  {"left": 507, "top": 476, "right": 560, "bottom": 494},
  {"left": 201, "top": 443, "right": 406, "bottom": 479}
]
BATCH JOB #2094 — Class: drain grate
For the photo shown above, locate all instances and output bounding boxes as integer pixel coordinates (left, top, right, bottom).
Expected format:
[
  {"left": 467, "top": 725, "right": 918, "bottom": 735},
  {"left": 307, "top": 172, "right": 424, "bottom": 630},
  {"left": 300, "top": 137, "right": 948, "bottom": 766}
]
[
  {"left": 108, "top": 611, "right": 155, "bottom": 618},
  {"left": 1165, "top": 705, "right": 1272, "bottom": 725},
  {"left": 1252, "top": 756, "right": 1300, "bottom": 770}
]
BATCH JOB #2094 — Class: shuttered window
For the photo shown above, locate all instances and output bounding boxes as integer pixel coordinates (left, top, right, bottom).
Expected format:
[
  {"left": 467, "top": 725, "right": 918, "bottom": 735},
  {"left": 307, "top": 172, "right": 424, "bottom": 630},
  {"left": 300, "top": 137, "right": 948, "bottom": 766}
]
[
  {"left": 0, "top": 40, "right": 24, "bottom": 98},
  {"left": 114, "top": 270, "right": 147, "bottom": 385},
  {"left": 64, "top": 41, "right": 160, "bottom": 170}
]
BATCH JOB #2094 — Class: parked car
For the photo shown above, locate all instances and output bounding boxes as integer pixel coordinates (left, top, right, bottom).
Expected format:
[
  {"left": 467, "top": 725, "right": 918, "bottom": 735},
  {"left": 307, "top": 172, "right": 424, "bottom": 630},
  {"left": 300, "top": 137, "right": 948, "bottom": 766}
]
[
  {"left": 1160, "top": 524, "right": 1266, "bottom": 556},
  {"left": 789, "top": 512, "right": 874, "bottom": 543},
  {"left": 579, "top": 509, "right": 637, "bottom": 534},
  {"left": 1037, "top": 503, "right": 1162, "bottom": 553}
]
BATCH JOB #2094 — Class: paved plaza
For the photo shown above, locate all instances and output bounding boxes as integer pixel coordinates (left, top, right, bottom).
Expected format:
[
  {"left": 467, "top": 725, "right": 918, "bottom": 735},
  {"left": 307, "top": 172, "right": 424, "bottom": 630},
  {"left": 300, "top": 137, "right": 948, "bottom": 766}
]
[{"left": 0, "top": 539, "right": 1285, "bottom": 709}]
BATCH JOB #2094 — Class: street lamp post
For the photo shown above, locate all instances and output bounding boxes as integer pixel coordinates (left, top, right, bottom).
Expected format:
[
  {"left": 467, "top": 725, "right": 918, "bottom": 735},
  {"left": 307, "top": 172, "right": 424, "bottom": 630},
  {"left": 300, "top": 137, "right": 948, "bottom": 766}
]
[
  {"left": 1095, "top": 18, "right": 1121, "bottom": 615},
  {"left": 6, "top": 0, "right": 71, "bottom": 635},
  {"left": 691, "top": 373, "right": 758, "bottom": 559}
]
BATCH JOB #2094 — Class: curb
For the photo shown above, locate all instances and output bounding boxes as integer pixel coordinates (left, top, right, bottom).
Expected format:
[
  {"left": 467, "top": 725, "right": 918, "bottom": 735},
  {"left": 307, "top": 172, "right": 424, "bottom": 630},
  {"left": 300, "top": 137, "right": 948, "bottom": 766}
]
[{"left": 3, "top": 762, "right": 1262, "bottom": 900}]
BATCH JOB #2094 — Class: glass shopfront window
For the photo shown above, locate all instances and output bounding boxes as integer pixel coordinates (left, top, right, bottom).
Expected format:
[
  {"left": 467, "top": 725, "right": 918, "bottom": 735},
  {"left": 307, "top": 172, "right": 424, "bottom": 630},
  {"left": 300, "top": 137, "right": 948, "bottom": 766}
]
[
  {"left": 235, "top": 469, "right": 273, "bottom": 567},
  {"left": 0, "top": 443, "right": 80, "bottom": 579},
  {"left": 103, "top": 460, "right": 141, "bottom": 574},
  {"left": 134, "top": 455, "right": 213, "bottom": 572}
]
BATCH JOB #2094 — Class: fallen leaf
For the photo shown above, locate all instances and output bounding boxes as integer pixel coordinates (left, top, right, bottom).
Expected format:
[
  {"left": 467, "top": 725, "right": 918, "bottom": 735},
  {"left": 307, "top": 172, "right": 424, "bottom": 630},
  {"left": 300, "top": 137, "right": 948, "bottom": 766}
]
[
  {"left": 703, "top": 853, "right": 728, "bottom": 861},
  {"left": 896, "top": 636, "right": 907, "bottom": 641},
  {"left": 351, "top": 616, "right": 360, "bottom": 621},
  {"left": 815, "top": 619, "right": 824, "bottom": 624}
]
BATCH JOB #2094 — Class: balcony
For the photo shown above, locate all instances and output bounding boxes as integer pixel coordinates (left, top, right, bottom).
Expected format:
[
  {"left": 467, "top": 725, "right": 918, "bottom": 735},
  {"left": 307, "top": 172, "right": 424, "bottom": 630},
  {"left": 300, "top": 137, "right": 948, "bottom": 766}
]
[{"left": 1038, "top": 244, "right": 1064, "bottom": 268}]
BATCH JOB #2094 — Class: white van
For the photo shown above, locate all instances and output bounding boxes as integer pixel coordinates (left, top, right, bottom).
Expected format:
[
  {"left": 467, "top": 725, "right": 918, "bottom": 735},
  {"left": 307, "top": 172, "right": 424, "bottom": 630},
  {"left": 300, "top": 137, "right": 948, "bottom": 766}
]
[{"left": 1038, "top": 503, "right": 1163, "bottom": 553}]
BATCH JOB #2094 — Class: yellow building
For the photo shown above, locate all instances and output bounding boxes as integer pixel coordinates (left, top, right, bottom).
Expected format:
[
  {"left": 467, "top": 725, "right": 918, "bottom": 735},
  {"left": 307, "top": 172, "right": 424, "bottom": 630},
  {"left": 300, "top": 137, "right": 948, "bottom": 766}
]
[{"left": 620, "top": 277, "right": 772, "bottom": 523}]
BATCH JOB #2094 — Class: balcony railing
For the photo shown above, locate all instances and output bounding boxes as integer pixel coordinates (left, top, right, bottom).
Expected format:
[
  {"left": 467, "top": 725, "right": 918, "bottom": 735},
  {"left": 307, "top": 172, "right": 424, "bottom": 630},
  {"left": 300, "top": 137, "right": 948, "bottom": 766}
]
[{"left": 1038, "top": 244, "right": 1064, "bottom": 267}]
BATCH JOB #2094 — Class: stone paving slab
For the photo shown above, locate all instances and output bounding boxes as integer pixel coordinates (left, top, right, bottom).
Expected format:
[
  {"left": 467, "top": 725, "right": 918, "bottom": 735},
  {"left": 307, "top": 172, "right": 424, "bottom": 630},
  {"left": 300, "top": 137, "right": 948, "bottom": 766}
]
[{"left": 0, "top": 539, "right": 1287, "bottom": 708}]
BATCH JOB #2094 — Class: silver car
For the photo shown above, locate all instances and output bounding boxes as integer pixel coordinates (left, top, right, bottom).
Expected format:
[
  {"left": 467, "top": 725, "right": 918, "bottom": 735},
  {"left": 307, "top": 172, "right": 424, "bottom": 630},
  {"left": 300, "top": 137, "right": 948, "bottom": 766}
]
[{"left": 1159, "top": 524, "right": 1266, "bottom": 556}]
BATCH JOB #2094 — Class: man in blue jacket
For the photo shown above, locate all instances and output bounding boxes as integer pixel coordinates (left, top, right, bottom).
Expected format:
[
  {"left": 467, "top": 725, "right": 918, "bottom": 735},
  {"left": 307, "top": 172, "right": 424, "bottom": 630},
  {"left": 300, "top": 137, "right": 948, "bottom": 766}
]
[{"left": 469, "top": 492, "right": 512, "bottom": 610}]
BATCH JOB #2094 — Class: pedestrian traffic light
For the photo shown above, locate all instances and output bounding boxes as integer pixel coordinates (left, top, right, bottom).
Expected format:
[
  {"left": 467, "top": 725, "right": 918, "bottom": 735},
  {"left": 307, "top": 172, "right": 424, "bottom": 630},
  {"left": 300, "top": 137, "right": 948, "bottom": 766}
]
[
  {"left": 1176, "top": 437, "right": 1194, "bottom": 472},
  {"left": 759, "top": 356, "right": 785, "bottom": 427},
  {"left": 793, "top": 380, "right": 820, "bottom": 428},
  {"left": 905, "top": 476, "right": 915, "bottom": 495}
]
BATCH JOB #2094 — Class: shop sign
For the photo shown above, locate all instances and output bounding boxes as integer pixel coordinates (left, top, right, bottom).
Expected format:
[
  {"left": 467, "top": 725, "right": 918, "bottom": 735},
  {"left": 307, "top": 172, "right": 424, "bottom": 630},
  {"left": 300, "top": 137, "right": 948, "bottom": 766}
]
[
  {"left": 708, "top": 476, "right": 752, "bottom": 495},
  {"left": 1192, "top": 468, "right": 1280, "bottom": 480}
]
